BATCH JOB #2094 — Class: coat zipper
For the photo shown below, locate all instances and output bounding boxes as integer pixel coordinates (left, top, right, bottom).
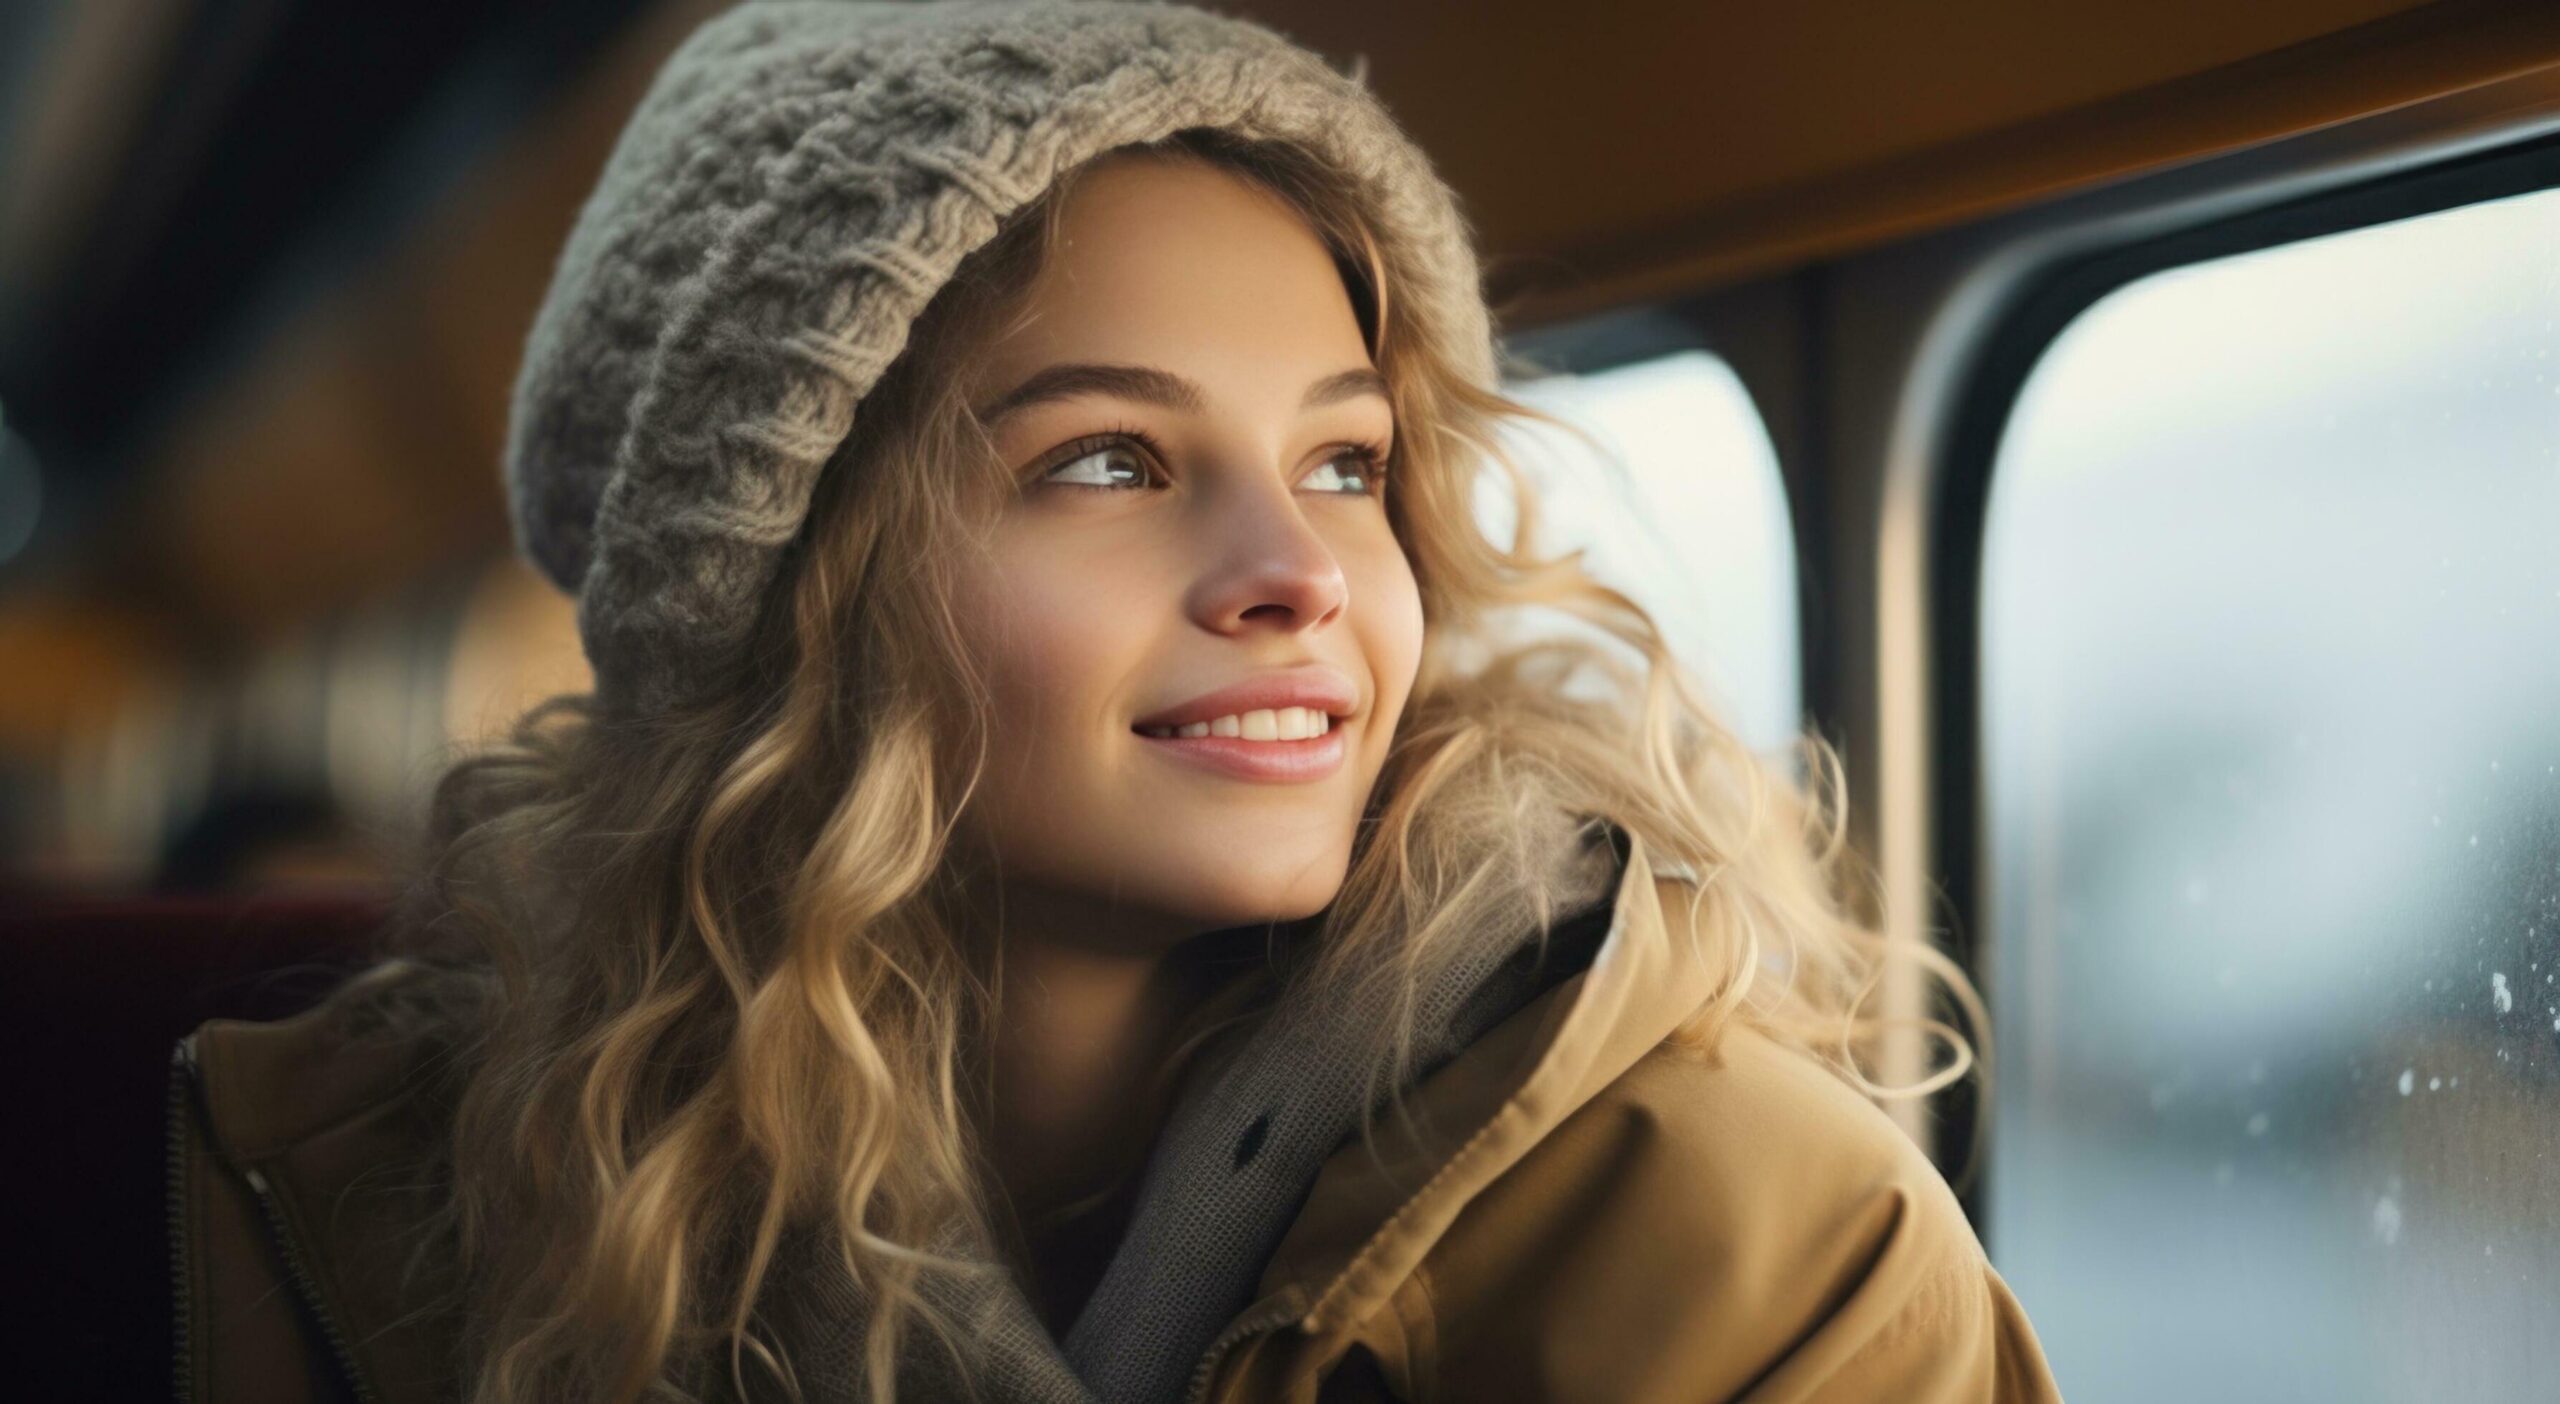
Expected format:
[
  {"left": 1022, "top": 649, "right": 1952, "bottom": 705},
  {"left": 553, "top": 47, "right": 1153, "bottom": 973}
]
[
  {"left": 1183, "top": 1288, "right": 1309, "bottom": 1404},
  {"left": 242, "top": 1161, "right": 382, "bottom": 1402},
  {"left": 171, "top": 1033, "right": 383, "bottom": 1404},
  {"left": 166, "top": 1037, "right": 198, "bottom": 1404}
]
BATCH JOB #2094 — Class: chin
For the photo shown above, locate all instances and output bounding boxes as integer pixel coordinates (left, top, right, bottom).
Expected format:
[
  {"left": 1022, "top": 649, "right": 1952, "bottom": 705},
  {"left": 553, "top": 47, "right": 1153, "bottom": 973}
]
[{"left": 1149, "top": 850, "right": 1349, "bottom": 930}]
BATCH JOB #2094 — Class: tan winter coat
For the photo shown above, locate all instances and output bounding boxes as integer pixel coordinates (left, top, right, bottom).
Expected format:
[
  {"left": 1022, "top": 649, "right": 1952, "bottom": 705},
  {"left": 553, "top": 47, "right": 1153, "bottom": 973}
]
[{"left": 169, "top": 852, "right": 2064, "bottom": 1402}]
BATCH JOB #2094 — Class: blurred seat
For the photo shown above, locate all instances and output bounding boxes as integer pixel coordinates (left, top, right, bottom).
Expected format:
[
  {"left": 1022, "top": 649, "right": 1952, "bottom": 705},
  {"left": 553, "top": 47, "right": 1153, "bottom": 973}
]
[{"left": 0, "top": 888, "right": 388, "bottom": 1401}]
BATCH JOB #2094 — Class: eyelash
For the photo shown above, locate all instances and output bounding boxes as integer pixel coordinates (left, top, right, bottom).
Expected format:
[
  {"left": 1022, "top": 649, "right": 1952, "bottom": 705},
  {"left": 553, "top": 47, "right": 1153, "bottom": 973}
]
[{"left": 1035, "top": 422, "right": 1391, "bottom": 496}]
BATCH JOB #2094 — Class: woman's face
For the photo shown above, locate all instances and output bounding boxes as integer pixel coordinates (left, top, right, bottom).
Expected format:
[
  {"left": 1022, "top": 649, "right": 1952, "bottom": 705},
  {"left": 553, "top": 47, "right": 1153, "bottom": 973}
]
[{"left": 949, "top": 154, "right": 1423, "bottom": 955}]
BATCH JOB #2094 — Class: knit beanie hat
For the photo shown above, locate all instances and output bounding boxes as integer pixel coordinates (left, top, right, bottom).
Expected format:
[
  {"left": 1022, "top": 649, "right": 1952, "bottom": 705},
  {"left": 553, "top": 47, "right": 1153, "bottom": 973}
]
[{"left": 503, "top": 0, "right": 1499, "bottom": 715}]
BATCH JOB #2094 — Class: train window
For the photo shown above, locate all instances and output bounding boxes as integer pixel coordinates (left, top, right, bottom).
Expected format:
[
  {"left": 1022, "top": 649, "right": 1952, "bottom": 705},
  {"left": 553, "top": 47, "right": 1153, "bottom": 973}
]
[
  {"left": 1980, "top": 183, "right": 2560, "bottom": 1399},
  {"left": 1488, "top": 349, "right": 1801, "bottom": 757}
]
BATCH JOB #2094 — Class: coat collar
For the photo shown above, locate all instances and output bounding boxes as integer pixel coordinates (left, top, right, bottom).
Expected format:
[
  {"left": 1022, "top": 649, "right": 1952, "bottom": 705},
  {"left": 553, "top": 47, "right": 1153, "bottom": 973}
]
[{"left": 1244, "top": 840, "right": 1710, "bottom": 1359}]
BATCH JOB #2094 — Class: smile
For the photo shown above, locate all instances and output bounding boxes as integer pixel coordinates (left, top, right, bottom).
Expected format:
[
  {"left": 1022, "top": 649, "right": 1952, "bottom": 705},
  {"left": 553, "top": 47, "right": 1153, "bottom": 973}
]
[
  {"left": 1135, "top": 707, "right": 1332, "bottom": 741},
  {"left": 1132, "top": 709, "right": 1347, "bottom": 783}
]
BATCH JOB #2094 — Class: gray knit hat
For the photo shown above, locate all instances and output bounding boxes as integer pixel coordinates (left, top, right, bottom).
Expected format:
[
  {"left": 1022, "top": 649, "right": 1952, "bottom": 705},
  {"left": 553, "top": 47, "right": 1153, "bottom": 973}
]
[{"left": 504, "top": 0, "right": 1498, "bottom": 715}]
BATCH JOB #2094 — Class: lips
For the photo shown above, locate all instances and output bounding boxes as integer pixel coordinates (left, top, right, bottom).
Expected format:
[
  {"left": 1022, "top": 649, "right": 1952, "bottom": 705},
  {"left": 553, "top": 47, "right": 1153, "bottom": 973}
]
[
  {"left": 1133, "top": 725, "right": 1348, "bottom": 783},
  {"left": 1129, "top": 665, "right": 1358, "bottom": 784},
  {"left": 1130, "top": 665, "right": 1358, "bottom": 732}
]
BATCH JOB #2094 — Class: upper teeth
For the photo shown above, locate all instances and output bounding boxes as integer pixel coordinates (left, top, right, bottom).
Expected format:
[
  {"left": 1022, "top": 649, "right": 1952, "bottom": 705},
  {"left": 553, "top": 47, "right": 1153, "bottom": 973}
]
[{"left": 1140, "top": 707, "right": 1333, "bottom": 741}]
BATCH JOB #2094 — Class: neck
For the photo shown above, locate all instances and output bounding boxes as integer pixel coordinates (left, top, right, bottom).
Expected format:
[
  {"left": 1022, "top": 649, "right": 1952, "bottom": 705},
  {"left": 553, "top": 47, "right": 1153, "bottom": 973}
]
[
  {"left": 955, "top": 881, "right": 1221, "bottom": 1333},
  {"left": 983, "top": 930, "right": 1191, "bottom": 1222},
  {"left": 952, "top": 869, "right": 1292, "bottom": 1331}
]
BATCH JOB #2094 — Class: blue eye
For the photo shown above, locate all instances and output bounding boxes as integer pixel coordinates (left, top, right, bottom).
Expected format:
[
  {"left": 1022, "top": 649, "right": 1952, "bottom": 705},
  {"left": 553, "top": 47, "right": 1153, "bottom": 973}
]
[
  {"left": 1307, "top": 445, "right": 1389, "bottom": 496},
  {"left": 1040, "top": 437, "right": 1159, "bottom": 491}
]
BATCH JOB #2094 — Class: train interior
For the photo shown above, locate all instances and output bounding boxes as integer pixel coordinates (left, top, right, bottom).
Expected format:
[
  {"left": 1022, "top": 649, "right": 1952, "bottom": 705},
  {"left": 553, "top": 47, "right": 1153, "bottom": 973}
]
[{"left": 2, "top": 2, "right": 2556, "bottom": 1397}]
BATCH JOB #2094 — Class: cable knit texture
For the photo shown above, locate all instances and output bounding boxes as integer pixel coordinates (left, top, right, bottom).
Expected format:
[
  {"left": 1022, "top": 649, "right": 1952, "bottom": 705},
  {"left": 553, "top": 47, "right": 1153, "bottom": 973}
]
[{"left": 504, "top": 0, "right": 1498, "bottom": 713}]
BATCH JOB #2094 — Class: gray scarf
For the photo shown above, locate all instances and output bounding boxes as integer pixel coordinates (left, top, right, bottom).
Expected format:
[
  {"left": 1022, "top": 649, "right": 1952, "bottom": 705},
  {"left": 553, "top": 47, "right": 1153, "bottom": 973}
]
[{"left": 763, "top": 814, "right": 1631, "bottom": 1403}]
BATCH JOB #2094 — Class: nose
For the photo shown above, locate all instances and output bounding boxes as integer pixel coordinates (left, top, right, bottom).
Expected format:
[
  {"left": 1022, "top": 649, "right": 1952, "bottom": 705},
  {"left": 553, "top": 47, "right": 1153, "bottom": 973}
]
[{"left": 1186, "top": 473, "right": 1350, "bottom": 636}]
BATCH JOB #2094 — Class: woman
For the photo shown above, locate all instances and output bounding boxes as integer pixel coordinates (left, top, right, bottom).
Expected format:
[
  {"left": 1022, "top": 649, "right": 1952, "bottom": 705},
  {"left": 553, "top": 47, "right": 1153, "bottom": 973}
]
[{"left": 167, "top": 3, "right": 2063, "bottom": 1401}]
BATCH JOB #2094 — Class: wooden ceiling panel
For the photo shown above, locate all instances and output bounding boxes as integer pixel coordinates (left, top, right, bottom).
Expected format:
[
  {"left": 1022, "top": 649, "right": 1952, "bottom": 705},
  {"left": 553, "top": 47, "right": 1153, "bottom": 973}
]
[
  {"left": 1254, "top": 0, "right": 2425, "bottom": 249},
  {"left": 1243, "top": 0, "right": 2560, "bottom": 318}
]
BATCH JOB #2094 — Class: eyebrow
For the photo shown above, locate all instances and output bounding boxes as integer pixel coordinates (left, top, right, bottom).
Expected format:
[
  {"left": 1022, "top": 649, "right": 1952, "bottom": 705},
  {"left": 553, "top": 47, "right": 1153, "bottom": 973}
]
[{"left": 974, "top": 362, "right": 1389, "bottom": 428}]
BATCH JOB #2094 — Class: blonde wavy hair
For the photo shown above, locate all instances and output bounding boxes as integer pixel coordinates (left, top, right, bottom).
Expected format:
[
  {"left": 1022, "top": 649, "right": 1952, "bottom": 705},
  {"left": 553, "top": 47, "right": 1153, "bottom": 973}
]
[{"left": 331, "top": 125, "right": 1988, "bottom": 1403}]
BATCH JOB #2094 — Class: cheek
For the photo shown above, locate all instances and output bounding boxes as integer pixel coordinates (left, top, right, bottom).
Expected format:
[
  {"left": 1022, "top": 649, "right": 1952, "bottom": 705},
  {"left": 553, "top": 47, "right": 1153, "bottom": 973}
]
[
  {"left": 1349, "top": 537, "right": 1426, "bottom": 718},
  {"left": 957, "top": 545, "right": 1133, "bottom": 739}
]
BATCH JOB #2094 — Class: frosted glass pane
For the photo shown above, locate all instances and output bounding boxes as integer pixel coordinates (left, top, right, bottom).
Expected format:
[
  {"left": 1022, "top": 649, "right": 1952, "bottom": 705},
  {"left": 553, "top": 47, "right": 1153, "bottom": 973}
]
[
  {"left": 1982, "top": 185, "right": 2560, "bottom": 1402},
  {"left": 1485, "top": 351, "right": 1801, "bottom": 758}
]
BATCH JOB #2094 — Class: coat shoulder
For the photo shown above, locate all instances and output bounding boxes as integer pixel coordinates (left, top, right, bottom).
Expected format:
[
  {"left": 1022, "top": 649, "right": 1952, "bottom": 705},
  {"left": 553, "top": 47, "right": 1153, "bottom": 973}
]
[
  {"left": 183, "top": 982, "right": 435, "bottom": 1163},
  {"left": 172, "top": 983, "right": 462, "bottom": 1404},
  {"left": 1408, "top": 1021, "right": 2064, "bottom": 1402},
  {"left": 1605, "top": 1019, "right": 1967, "bottom": 1243}
]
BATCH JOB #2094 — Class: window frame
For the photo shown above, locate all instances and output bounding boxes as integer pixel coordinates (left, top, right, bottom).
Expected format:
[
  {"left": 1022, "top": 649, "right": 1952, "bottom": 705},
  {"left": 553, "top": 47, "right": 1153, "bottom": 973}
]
[
  {"left": 1925, "top": 128, "right": 2560, "bottom": 1232},
  {"left": 1499, "top": 308, "right": 1814, "bottom": 761},
  {"left": 1492, "top": 62, "right": 2560, "bottom": 1242}
]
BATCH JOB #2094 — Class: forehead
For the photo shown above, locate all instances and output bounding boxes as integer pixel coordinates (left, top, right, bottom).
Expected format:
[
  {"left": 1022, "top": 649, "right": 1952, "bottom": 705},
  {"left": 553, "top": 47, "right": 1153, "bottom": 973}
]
[{"left": 976, "top": 156, "right": 1371, "bottom": 382}]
